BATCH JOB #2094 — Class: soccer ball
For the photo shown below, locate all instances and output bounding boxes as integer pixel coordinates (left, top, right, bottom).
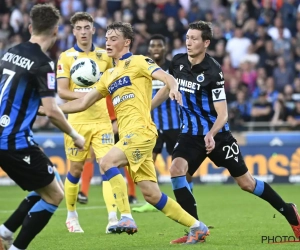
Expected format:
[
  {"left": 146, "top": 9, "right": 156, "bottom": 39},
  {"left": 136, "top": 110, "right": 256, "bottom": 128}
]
[{"left": 70, "top": 58, "right": 101, "bottom": 87}]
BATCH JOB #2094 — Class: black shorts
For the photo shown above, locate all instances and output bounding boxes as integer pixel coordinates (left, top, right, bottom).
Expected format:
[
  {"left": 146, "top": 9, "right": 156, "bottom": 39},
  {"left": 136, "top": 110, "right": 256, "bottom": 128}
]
[
  {"left": 153, "top": 129, "right": 180, "bottom": 155},
  {"left": 172, "top": 131, "right": 248, "bottom": 178},
  {"left": 0, "top": 145, "right": 55, "bottom": 191}
]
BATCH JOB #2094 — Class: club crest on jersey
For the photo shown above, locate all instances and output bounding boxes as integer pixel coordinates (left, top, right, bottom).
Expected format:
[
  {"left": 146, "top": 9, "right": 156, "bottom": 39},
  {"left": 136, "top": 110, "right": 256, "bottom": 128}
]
[
  {"left": 196, "top": 73, "right": 205, "bottom": 83},
  {"left": 124, "top": 59, "right": 131, "bottom": 69},
  {"left": 73, "top": 56, "right": 77, "bottom": 60},
  {"left": 96, "top": 51, "right": 102, "bottom": 60}
]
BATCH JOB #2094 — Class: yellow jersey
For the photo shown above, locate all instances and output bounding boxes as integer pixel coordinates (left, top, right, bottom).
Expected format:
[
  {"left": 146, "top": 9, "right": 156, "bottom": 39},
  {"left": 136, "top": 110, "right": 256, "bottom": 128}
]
[
  {"left": 57, "top": 44, "right": 112, "bottom": 124},
  {"left": 96, "top": 53, "right": 160, "bottom": 137}
]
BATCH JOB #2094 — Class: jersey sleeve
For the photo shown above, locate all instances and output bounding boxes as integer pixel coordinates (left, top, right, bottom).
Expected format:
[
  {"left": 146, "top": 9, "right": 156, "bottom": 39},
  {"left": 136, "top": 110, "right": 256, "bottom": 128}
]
[
  {"left": 211, "top": 69, "right": 226, "bottom": 102},
  {"left": 95, "top": 72, "right": 109, "bottom": 97},
  {"left": 56, "top": 52, "right": 70, "bottom": 79},
  {"left": 33, "top": 62, "right": 56, "bottom": 98},
  {"left": 139, "top": 56, "right": 161, "bottom": 77},
  {"left": 168, "top": 59, "right": 174, "bottom": 76}
]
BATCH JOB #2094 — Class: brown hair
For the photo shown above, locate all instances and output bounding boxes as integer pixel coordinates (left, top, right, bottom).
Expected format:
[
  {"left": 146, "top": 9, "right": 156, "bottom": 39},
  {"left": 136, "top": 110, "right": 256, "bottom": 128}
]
[
  {"left": 189, "top": 21, "right": 213, "bottom": 41},
  {"left": 30, "top": 4, "right": 60, "bottom": 35},
  {"left": 70, "top": 12, "right": 94, "bottom": 26},
  {"left": 107, "top": 22, "right": 134, "bottom": 45}
]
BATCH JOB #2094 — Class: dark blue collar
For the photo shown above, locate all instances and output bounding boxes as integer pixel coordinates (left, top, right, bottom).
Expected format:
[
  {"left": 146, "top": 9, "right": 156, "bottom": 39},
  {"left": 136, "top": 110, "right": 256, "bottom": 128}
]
[
  {"left": 74, "top": 43, "right": 95, "bottom": 52},
  {"left": 119, "top": 52, "right": 133, "bottom": 60}
]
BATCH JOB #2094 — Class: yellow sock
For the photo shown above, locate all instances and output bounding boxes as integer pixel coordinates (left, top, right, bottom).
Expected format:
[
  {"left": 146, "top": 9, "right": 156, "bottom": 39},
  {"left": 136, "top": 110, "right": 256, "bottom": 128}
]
[
  {"left": 64, "top": 174, "right": 80, "bottom": 213},
  {"left": 102, "top": 180, "right": 117, "bottom": 214},
  {"left": 105, "top": 168, "right": 131, "bottom": 214},
  {"left": 157, "top": 193, "right": 197, "bottom": 227}
]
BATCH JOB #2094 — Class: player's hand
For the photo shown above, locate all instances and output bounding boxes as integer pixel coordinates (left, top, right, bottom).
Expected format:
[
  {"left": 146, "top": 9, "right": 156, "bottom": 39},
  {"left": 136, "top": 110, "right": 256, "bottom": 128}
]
[
  {"left": 69, "top": 130, "right": 85, "bottom": 150},
  {"left": 73, "top": 134, "right": 85, "bottom": 150},
  {"left": 38, "top": 106, "right": 46, "bottom": 116},
  {"left": 204, "top": 132, "right": 215, "bottom": 154},
  {"left": 169, "top": 88, "right": 182, "bottom": 106}
]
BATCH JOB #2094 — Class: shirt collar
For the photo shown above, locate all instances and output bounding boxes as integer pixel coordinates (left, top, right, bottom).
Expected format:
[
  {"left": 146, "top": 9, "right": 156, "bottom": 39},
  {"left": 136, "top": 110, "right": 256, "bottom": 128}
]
[
  {"left": 74, "top": 43, "right": 95, "bottom": 52},
  {"left": 119, "top": 52, "right": 133, "bottom": 60}
]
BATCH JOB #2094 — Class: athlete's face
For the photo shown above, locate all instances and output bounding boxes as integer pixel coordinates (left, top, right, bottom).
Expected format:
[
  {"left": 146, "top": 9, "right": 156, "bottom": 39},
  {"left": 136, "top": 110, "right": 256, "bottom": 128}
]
[
  {"left": 186, "top": 29, "right": 210, "bottom": 58},
  {"left": 105, "top": 29, "right": 131, "bottom": 58},
  {"left": 148, "top": 39, "right": 165, "bottom": 61},
  {"left": 73, "top": 20, "right": 95, "bottom": 46}
]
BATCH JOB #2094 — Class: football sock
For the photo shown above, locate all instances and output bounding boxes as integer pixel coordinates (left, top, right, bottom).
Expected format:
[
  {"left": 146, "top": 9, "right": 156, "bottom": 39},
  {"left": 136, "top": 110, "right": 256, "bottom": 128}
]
[
  {"left": 125, "top": 167, "right": 136, "bottom": 198},
  {"left": 81, "top": 161, "right": 94, "bottom": 196},
  {"left": 12, "top": 199, "right": 57, "bottom": 249},
  {"left": 105, "top": 167, "right": 131, "bottom": 214},
  {"left": 65, "top": 172, "right": 80, "bottom": 218},
  {"left": 153, "top": 193, "right": 197, "bottom": 227},
  {"left": 171, "top": 176, "right": 199, "bottom": 220},
  {"left": 253, "top": 178, "right": 298, "bottom": 225},
  {"left": 188, "top": 181, "right": 194, "bottom": 193},
  {"left": 1, "top": 192, "right": 40, "bottom": 235},
  {"left": 102, "top": 174, "right": 118, "bottom": 220}
]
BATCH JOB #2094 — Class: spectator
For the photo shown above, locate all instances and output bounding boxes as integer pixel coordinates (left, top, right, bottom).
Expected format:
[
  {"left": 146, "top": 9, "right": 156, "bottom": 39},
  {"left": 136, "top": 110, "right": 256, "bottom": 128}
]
[
  {"left": 251, "top": 91, "right": 274, "bottom": 122},
  {"left": 225, "top": 26, "right": 251, "bottom": 69},
  {"left": 273, "top": 56, "right": 294, "bottom": 92},
  {"left": 287, "top": 99, "right": 300, "bottom": 129}
]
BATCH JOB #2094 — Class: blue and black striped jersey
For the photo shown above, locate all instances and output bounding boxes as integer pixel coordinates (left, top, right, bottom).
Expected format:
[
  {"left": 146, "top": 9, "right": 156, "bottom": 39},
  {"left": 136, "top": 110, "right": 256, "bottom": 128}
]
[
  {"left": 151, "top": 59, "right": 180, "bottom": 130},
  {"left": 0, "top": 42, "right": 56, "bottom": 150},
  {"left": 169, "top": 53, "right": 230, "bottom": 135}
]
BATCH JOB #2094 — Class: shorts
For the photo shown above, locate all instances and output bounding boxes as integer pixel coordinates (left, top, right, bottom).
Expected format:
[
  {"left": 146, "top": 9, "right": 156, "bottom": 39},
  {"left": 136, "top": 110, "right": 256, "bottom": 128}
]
[
  {"left": 172, "top": 131, "right": 248, "bottom": 178},
  {"left": 153, "top": 129, "right": 180, "bottom": 155},
  {"left": 0, "top": 146, "right": 55, "bottom": 191},
  {"left": 65, "top": 123, "right": 114, "bottom": 161},
  {"left": 115, "top": 129, "right": 157, "bottom": 183}
]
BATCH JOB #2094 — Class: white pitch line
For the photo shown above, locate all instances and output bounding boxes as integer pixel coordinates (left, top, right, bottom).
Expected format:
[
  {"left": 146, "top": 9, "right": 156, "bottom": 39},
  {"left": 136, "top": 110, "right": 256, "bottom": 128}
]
[{"left": 0, "top": 203, "right": 145, "bottom": 214}]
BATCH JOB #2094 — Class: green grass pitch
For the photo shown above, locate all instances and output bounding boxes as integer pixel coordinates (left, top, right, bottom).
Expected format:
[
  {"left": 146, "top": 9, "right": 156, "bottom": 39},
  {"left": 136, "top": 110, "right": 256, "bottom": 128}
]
[{"left": 1, "top": 184, "right": 300, "bottom": 250}]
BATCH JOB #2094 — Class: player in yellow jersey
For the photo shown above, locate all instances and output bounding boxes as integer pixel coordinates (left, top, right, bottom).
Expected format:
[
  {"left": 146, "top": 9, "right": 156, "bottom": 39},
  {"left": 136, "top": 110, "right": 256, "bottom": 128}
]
[
  {"left": 51, "top": 22, "right": 210, "bottom": 244},
  {"left": 56, "top": 12, "right": 117, "bottom": 233}
]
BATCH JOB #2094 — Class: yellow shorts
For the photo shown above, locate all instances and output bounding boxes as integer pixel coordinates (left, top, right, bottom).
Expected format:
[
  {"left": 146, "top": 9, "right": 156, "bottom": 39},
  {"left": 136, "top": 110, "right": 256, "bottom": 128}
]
[
  {"left": 115, "top": 129, "right": 157, "bottom": 183},
  {"left": 64, "top": 123, "right": 114, "bottom": 162}
]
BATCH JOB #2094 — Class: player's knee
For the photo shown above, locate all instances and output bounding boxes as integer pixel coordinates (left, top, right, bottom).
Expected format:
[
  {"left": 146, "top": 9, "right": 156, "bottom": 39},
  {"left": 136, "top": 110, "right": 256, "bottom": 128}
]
[
  {"left": 99, "top": 157, "right": 112, "bottom": 172},
  {"left": 238, "top": 181, "right": 255, "bottom": 193},
  {"left": 70, "top": 162, "right": 84, "bottom": 177},
  {"left": 143, "top": 190, "right": 161, "bottom": 205},
  {"left": 169, "top": 163, "right": 187, "bottom": 177}
]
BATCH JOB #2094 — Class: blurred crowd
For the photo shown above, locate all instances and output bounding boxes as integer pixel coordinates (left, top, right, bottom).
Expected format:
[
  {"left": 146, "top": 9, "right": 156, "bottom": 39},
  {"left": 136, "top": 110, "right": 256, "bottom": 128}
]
[{"left": 1, "top": 0, "right": 300, "bottom": 131}]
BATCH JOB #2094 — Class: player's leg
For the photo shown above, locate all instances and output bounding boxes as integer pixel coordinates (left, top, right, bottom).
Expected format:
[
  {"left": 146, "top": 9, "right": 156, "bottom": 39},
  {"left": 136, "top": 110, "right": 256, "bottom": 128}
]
[
  {"left": 135, "top": 155, "right": 209, "bottom": 244},
  {"left": 92, "top": 125, "right": 118, "bottom": 233},
  {"left": 209, "top": 132, "right": 300, "bottom": 237},
  {"left": 0, "top": 147, "right": 64, "bottom": 250},
  {"left": 64, "top": 125, "right": 91, "bottom": 233},
  {"left": 78, "top": 148, "right": 95, "bottom": 204},
  {"left": 170, "top": 134, "right": 204, "bottom": 221},
  {"left": 100, "top": 146, "right": 137, "bottom": 234},
  {"left": 125, "top": 168, "right": 137, "bottom": 204},
  {"left": 0, "top": 166, "right": 62, "bottom": 249},
  {"left": 132, "top": 129, "right": 163, "bottom": 213}
]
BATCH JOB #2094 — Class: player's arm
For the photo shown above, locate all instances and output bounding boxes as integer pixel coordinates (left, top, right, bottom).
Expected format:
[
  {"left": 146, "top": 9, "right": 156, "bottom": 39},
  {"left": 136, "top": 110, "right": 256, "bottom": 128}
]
[
  {"left": 57, "top": 77, "right": 86, "bottom": 100},
  {"left": 152, "top": 68, "right": 182, "bottom": 106},
  {"left": 151, "top": 85, "right": 169, "bottom": 110},
  {"left": 208, "top": 72, "right": 228, "bottom": 137},
  {"left": 35, "top": 64, "right": 84, "bottom": 149},
  {"left": 58, "top": 89, "right": 103, "bottom": 114},
  {"left": 210, "top": 100, "right": 228, "bottom": 136}
]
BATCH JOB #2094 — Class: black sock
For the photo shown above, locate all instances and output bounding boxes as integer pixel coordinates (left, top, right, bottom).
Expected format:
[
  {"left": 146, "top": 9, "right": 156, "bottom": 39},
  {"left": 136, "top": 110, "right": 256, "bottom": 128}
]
[
  {"left": 171, "top": 176, "right": 198, "bottom": 220},
  {"left": 4, "top": 192, "right": 40, "bottom": 233},
  {"left": 13, "top": 199, "right": 57, "bottom": 249},
  {"left": 253, "top": 179, "right": 298, "bottom": 225}
]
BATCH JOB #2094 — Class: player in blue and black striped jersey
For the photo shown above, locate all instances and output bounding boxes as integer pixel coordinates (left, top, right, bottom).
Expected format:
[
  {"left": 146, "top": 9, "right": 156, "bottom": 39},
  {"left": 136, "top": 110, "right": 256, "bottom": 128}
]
[
  {"left": 152, "top": 21, "right": 300, "bottom": 244},
  {"left": 0, "top": 4, "right": 84, "bottom": 250}
]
